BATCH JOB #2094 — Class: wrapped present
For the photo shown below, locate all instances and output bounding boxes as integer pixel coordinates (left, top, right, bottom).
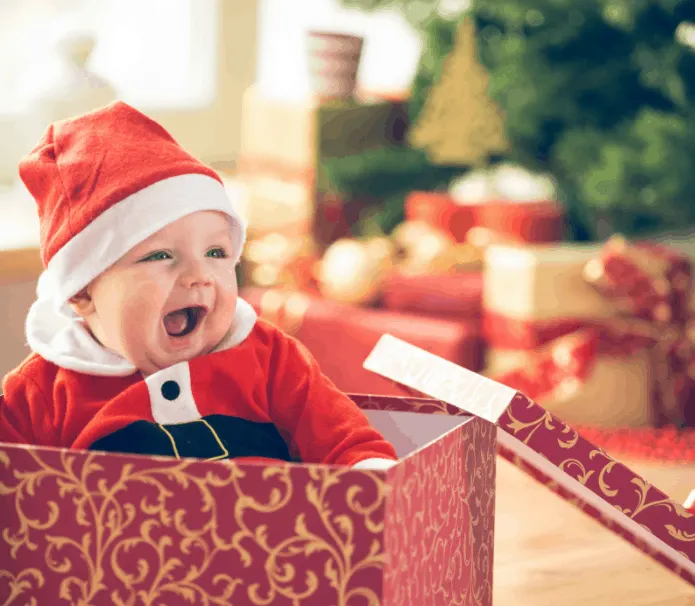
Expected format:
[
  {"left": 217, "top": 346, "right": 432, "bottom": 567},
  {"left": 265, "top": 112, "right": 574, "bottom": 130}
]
[
  {"left": 381, "top": 270, "right": 482, "bottom": 319},
  {"left": 238, "top": 85, "right": 408, "bottom": 250},
  {"left": 404, "top": 192, "right": 564, "bottom": 246},
  {"left": 475, "top": 200, "right": 565, "bottom": 243},
  {"left": 405, "top": 191, "right": 477, "bottom": 243},
  {"left": 238, "top": 84, "right": 407, "bottom": 183},
  {"left": 0, "top": 392, "right": 495, "bottom": 605},
  {"left": 241, "top": 287, "right": 485, "bottom": 396},
  {"left": 236, "top": 167, "right": 358, "bottom": 252},
  {"left": 483, "top": 238, "right": 695, "bottom": 428},
  {"left": 447, "top": 164, "right": 565, "bottom": 244},
  {"left": 364, "top": 334, "right": 695, "bottom": 587}
]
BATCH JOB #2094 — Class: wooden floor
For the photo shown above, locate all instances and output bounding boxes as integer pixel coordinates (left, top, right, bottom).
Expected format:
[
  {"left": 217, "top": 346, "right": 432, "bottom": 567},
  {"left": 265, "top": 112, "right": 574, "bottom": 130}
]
[{"left": 494, "top": 456, "right": 695, "bottom": 605}]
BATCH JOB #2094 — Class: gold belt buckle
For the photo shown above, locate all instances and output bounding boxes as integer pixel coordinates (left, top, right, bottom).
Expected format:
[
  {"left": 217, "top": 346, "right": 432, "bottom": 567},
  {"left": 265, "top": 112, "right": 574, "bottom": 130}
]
[{"left": 157, "top": 419, "right": 230, "bottom": 461}]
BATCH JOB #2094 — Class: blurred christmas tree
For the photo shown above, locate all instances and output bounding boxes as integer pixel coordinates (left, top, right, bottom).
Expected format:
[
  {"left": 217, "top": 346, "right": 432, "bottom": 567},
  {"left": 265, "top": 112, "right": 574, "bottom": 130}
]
[
  {"left": 468, "top": 0, "right": 695, "bottom": 238},
  {"left": 339, "top": 0, "right": 695, "bottom": 239}
]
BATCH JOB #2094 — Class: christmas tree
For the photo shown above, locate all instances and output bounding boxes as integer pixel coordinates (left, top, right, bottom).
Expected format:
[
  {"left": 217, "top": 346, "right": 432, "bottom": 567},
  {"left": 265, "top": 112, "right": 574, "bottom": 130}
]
[{"left": 339, "top": 0, "right": 695, "bottom": 239}]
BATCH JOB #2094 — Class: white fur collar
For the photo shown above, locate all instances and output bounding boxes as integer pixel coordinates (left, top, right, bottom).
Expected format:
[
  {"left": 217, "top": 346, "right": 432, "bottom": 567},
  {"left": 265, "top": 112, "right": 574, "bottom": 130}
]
[{"left": 25, "top": 296, "right": 258, "bottom": 377}]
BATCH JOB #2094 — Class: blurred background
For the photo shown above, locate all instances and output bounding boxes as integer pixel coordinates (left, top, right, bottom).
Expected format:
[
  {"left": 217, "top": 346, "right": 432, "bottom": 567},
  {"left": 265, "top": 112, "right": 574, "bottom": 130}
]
[
  {"left": 0, "top": 0, "right": 420, "bottom": 181},
  {"left": 5, "top": 0, "right": 695, "bottom": 439},
  {"left": 3, "top": 1, "right": 695, "bottom": 600}
]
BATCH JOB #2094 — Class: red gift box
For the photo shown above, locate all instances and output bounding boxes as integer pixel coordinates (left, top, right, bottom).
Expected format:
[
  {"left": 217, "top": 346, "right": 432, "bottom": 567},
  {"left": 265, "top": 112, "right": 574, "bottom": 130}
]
[
  {"left": 405, "top": 191, "right": 477, "bottom": 243},
  {"left": 405, "top": 192, "right": 565, "bottom": 245},
  {"left": 475, "top": 200, "right": 565, "bottom": 243},
  {"left": 365, "top": 334, "right": 695, "bottom": 587},
  {"left": 0, "top": 394, "right": 495, "bottom": 605},
  {"left": 241, "top": 287, "right": 484, "bottom": 396},
  {"left": 381, "top": 270, "right": 482, "bottom": 319}
]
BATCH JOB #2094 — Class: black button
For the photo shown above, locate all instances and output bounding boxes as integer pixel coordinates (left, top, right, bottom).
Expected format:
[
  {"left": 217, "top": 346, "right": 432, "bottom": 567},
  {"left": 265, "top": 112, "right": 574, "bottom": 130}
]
[{"left": 161, "top": 380, "right": 180, "bottom": 401}]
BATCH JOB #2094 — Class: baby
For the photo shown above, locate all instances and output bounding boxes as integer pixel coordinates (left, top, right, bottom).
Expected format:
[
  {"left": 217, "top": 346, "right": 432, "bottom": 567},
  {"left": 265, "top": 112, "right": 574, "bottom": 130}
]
[{"left": 0, "top": 101, "right": 397, "bottom": 469}]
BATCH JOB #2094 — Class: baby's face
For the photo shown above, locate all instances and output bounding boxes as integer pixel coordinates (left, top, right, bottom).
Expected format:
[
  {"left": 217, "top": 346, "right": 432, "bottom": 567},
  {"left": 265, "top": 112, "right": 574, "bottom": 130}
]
[{"left": 71, "top": 210, "right": 239, "bottom": 376}]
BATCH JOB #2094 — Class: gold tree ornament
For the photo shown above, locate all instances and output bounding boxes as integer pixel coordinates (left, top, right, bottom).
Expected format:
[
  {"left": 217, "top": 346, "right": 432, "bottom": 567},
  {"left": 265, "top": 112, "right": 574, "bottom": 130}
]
[{"left": 409, "top": 18, "right": 508, "bottom": 166}]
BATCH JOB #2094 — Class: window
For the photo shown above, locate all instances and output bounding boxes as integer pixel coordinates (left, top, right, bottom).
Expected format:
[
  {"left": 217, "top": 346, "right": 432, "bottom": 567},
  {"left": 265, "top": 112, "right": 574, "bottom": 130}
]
[
  {"left": 0, "top": 0, "right": 218, "bottom": 113},
  {"left": 0, "top": 0, "right": 258, "bottom": 176}
]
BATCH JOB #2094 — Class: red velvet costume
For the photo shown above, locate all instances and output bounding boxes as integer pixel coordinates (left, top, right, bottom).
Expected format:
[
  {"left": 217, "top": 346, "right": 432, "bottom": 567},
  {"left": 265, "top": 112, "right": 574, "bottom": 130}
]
[{"left": 1, "top": 319, "right": 396, "bottom": 466}]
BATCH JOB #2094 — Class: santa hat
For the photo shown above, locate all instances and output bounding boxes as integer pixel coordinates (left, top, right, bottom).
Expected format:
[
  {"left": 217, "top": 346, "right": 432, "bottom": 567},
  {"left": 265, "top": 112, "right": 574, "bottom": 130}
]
[{"left": 20, "top": 100, "right": 246, "bottom": 318}]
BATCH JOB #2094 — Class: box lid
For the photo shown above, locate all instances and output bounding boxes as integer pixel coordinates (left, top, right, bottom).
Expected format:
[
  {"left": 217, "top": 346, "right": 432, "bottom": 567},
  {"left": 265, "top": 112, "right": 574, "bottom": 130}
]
[{"left": 363, "top": 334, "right": 695, "bottom": 586}]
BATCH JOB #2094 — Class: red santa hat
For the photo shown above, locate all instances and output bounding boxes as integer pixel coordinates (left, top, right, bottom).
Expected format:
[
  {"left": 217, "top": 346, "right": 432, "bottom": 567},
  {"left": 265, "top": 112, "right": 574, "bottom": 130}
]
[{"left": 20, "top": 100, "right": 246, "bottom": 317}]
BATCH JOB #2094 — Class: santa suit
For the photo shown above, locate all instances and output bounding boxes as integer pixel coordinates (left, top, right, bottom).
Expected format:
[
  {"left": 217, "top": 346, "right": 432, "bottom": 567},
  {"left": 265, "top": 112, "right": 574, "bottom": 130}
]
[
  {"left": 0, "top": 101, "right": 397, "bottom": 470},
  {"left": 1, "top": 299, "right": 396, "bottom": 467}
]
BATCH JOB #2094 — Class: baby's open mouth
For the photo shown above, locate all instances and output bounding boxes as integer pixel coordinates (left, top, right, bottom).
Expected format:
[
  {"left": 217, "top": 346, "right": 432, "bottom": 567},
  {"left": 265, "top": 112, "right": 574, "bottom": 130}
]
[{"left": 163, "top": 306, "right": 207, "bottom": 337}]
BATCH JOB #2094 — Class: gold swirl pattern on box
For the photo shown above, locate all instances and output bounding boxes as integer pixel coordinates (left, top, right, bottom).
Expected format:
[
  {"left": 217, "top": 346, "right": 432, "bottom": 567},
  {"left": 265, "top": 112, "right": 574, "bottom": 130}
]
[
  {"left": 0, "top": 448, "right": 387, "bottom": 605},
  {"left": 383, "top": 416, "right": 495, "bottom": 605},
  {"left": 498, "top": 393, "right": 695, "bottom": 582}
]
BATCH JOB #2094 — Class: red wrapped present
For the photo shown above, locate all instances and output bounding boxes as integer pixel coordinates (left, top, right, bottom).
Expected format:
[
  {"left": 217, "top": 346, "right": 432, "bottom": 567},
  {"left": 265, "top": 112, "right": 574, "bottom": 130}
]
[
  {"left": 381, "top": 270, "right": 482, "bottom": 319},
  {"left": 483, "top": 237, "right": 695, "bottom": 428},
  {"left": 241, "top": 287, "right": 484, "bottom": 396},
  {"left": 475, "top": 200, "right": 565, "bottom": 243},
  {"left": 364, "top": 334, "right": 695, "bottom": 587},
  {"left": 405, "top": 191, "right": 564, "bottom": 245},
  {"left": 0, "top": 393, "right": 495, "bottom": 605},
  {"left": 405, "top": 191, "right": 477, "bottom": 243}
]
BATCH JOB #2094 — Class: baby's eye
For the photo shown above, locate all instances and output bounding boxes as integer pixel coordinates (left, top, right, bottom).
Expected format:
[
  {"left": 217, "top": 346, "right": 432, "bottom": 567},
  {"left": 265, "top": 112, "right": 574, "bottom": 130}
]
[
  {"left": 141, "top": 251, "right": 172, "bottom": 262},
  {"left": 206, "top": 247, "right": 228, "bottom": 259}
]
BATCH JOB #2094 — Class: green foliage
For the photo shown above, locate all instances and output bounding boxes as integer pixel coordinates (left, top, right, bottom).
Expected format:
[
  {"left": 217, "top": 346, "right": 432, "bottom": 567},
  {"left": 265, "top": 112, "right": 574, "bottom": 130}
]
[
  {"left": 321, "top": 146, "right": 461, "bottom": 198},
  {"left": 469, "top": 0, "right": 695, "bottom": 236}
]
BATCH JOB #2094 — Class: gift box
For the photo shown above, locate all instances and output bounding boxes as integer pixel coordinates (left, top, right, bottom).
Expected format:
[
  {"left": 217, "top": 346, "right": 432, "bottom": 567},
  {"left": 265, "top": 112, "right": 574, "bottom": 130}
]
[
  {"left": 404, "top": 191, "right": 564, "bottom": 246},
  {"left": 482, "top": 238, "right": 695, "bottom": 428},
  {"left": 0, "top": 393, "right": 495, "bottom": 605},
  {"left": 381, "top": 270, "right": 482, "bottom": 319},
  {"left": 239, "top": 85, "right": 407, "bottom": 167},
  {"left": 475, "top": 200, "right": 565, "bottom": 243},
  {"left": 241, "top": 287, "right": 485, "bottom": 396},
  {"left": 405, "top": 191, "right": 477, "bottom": 243},
  {"left": 238, "top": 85, "right": 407, "bottom": 249},
  {"left": 364, "top": 334, "right": 695, "bottom": 587}
]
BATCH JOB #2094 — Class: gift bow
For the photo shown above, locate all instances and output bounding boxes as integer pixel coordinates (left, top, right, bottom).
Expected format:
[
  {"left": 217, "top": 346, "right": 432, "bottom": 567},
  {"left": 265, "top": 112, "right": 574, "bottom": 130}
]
[{"left": 493, "top": 235, "right": 695, "bottom": 427}]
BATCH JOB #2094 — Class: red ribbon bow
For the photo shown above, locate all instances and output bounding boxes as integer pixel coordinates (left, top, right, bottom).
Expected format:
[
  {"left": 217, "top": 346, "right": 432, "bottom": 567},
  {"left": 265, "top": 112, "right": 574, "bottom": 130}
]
[{"left": 493, "top": 236, "right": 695, "bottom": 427}]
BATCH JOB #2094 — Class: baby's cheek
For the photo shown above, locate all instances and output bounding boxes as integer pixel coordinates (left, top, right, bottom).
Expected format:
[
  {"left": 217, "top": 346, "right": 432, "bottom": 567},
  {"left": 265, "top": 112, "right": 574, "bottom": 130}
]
[
  {"left": 118, "top": 291, "right": 162, "bottom": 335},
  {"left": 217, "top": 266, "right": 239, "bottom": 293}
]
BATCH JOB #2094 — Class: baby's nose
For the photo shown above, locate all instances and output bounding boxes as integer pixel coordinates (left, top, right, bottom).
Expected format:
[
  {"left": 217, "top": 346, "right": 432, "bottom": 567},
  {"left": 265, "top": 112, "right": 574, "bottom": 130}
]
[{"left": 179, "top": 261, "right": 214, "bottom": 288}]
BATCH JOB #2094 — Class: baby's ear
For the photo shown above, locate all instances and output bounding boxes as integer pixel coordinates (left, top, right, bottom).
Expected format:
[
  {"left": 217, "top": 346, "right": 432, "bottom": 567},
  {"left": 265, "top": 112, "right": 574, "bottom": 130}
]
[{"left": 68, "top": 288, "right": 95, "bottom": 317}]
